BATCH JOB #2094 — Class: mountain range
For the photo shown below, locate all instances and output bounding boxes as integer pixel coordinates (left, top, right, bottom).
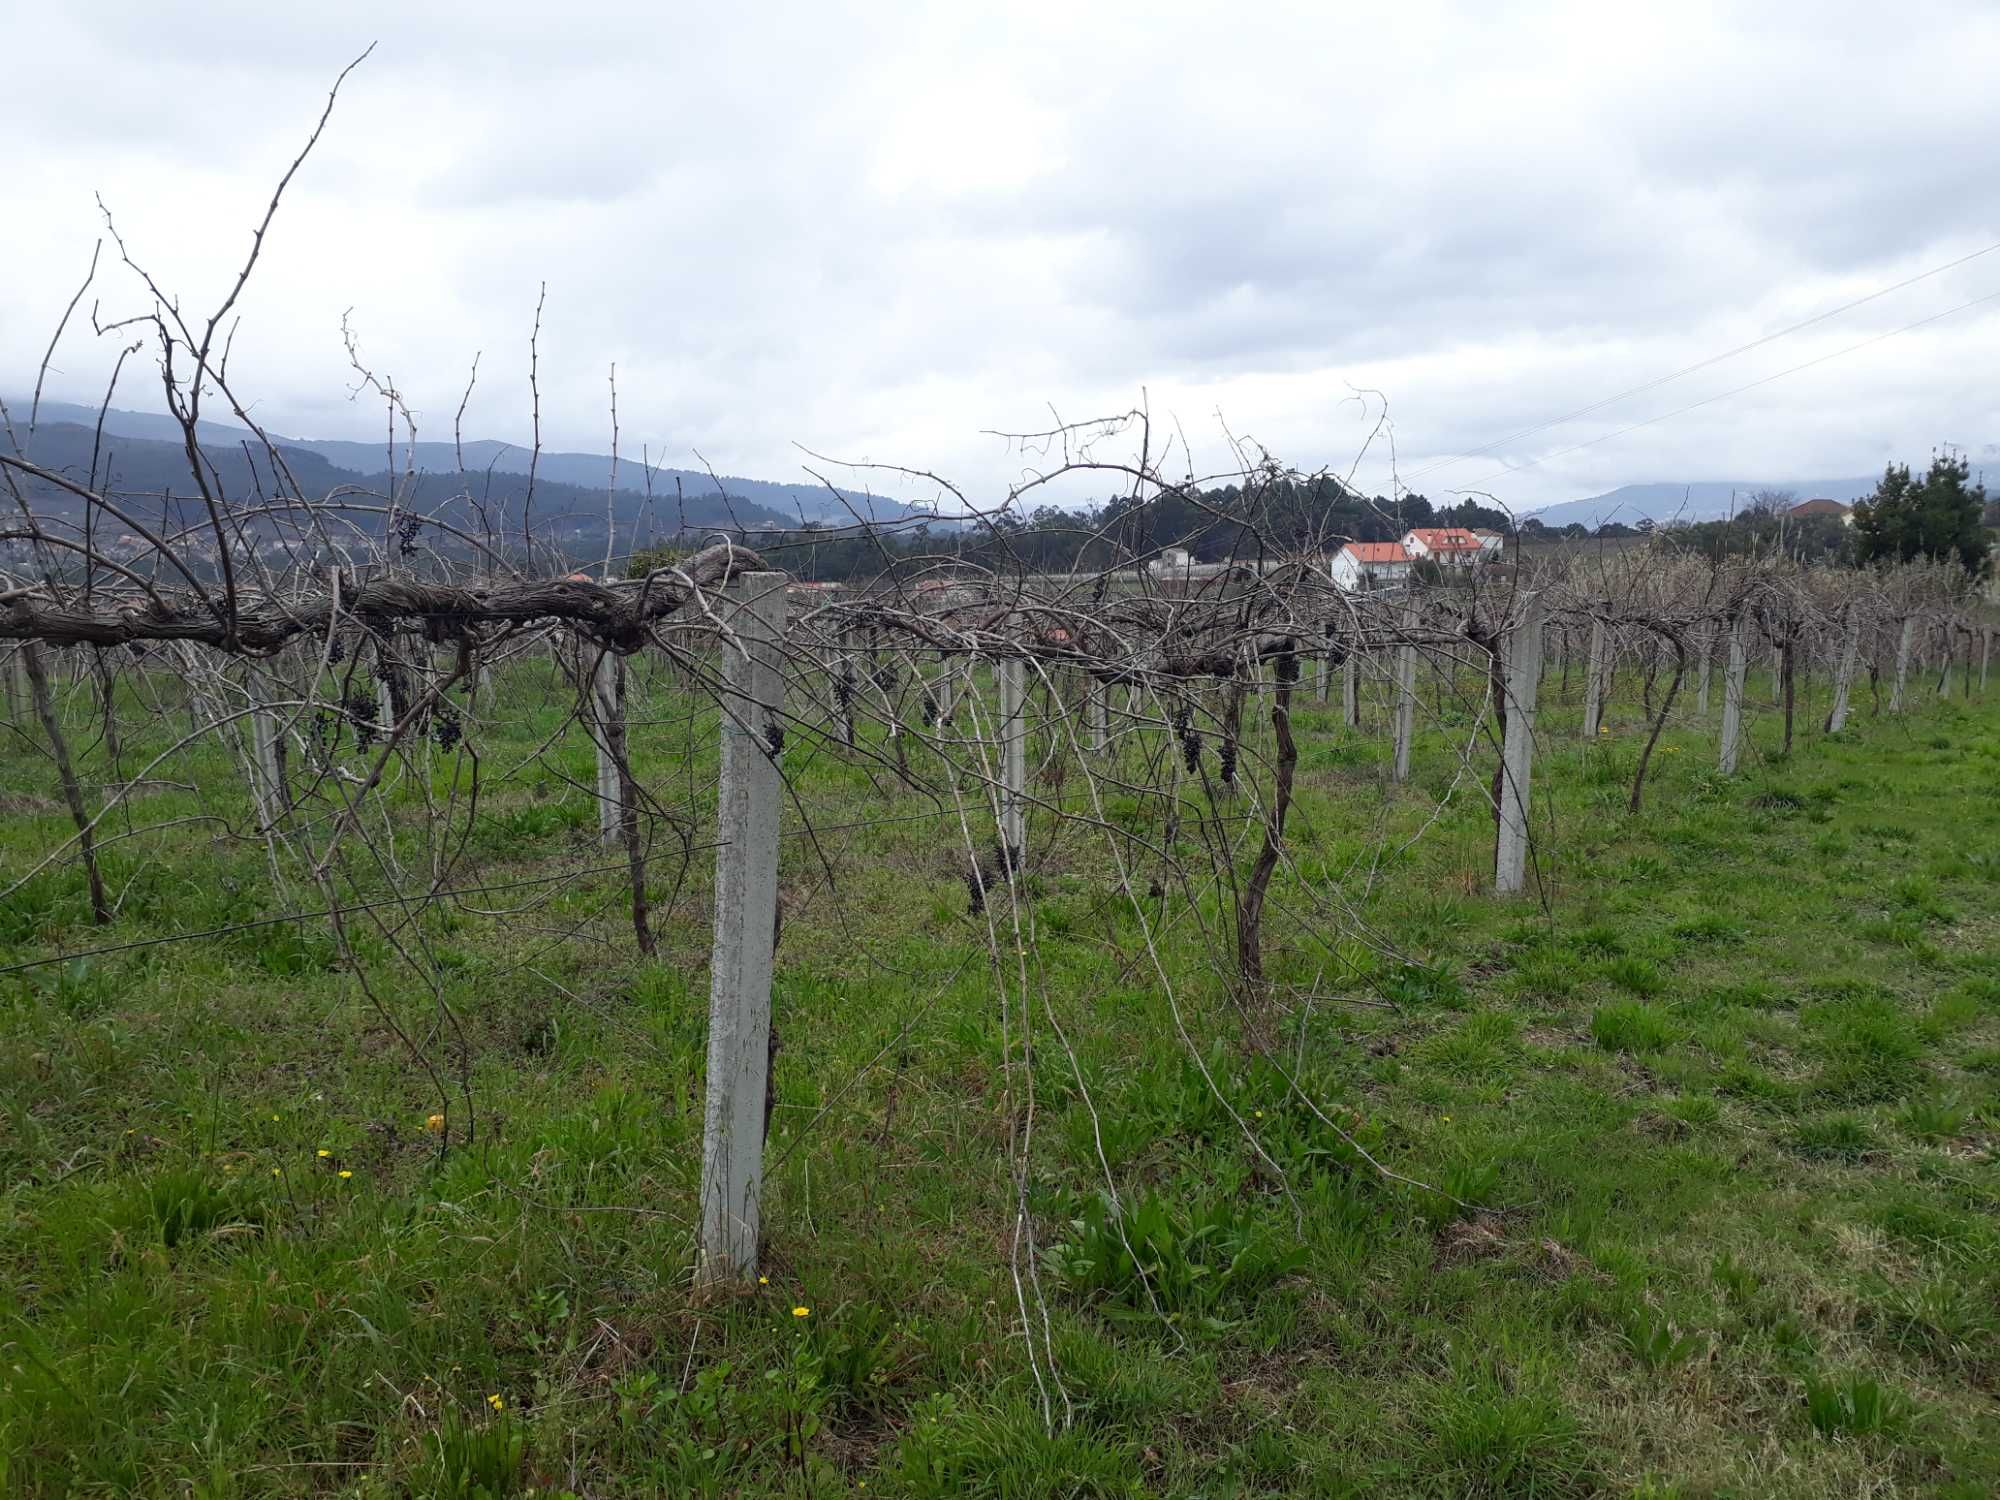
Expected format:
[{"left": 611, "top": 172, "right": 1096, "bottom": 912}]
[
  {"left": 1522, "top": 477, "right": 1883, "bottom": 530},
  {"left": 5, "top": 399, "right": 933, "bottom": 541},
  {"left": 6, "top": 397, "right": 1923, "bottom": 543}
]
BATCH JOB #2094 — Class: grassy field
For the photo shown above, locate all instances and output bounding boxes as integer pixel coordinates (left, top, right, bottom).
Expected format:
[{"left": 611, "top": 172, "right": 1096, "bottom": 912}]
[{"left": 1, "top": 649, "right": 1996, "bottom": 1496}]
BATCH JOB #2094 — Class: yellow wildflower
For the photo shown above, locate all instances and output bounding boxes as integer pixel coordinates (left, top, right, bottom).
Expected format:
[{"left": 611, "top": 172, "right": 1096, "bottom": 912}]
[
  {"left": 316, "top": 1149, "right": 332, "bottom": 1159},
  {"left": 792, "top": 1306, "right": 811, "bottom": 1319},
  {"left": 271, "top": 1168, "right": 281, "bottom": 1177},
  {"left": 758, "top": 1276, "right": 769, "bottom": 1286},
  {"left": 487, "top": 1393, "right": 504, "bottom": 1411},
  {"left": 426, "top": 1113, "right": 446, "bottom": 1134},
  {"left": 338, "top": 1170, "right": 353, "bottom": 1180}
]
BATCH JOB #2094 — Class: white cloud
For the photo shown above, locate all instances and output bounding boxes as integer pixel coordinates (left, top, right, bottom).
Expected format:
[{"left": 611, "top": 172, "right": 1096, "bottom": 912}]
[{"left": 5, "top": 0, "right": 1997, "bottom": 514}]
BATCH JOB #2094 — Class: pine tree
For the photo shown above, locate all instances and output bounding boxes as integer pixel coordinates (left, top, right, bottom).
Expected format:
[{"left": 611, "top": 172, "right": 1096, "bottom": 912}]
[{"left": 1852, "top": 452, "right": 1989, "bottom": 575}]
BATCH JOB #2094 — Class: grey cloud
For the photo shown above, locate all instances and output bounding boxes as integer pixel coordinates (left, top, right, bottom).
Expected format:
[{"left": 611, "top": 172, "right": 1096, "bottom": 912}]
[{"left": 5, "top": 0, "right": 1997, "bottom": 514}]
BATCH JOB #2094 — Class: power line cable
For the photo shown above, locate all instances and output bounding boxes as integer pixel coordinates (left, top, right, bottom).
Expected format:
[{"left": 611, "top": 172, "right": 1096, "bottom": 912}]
[
  {"left": 1401, "top": 238, "right": 2000, "bottom": 487},
  {"left": 1453, "top": 287, "right": 2000, "bottom": 497}
]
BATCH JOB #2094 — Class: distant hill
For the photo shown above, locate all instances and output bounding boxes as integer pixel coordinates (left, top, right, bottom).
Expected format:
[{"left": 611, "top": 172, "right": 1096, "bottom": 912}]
[
  {"left": 1526, "top": 477, "right": 1881, "bottom": 530},
  {"left": 10, "top": 399, "right": 933, "bottom": 530},
  {"left": 1, "top": 419, "right": 801, "bottom": 559}
]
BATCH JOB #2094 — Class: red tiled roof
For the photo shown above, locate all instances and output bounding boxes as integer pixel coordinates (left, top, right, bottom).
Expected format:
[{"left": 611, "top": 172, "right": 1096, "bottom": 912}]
[
  {"left": 1342, "top": 541, "right": 1411, "bottom": 564},
  {"left": 1787, "top": 498, "right": 1852, "bottom": 517},
  {"left": 1406, "top": 527, "right": 1484, "bottom": 551}
]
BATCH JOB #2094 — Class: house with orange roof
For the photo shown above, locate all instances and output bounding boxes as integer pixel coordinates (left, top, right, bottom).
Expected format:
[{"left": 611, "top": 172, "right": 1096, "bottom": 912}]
[
  {"left": 1329, "top": 539, "right": 1413, "bottom": 592},
  {"left": 1400, "top": 526, "right": 1488, "bottom": 567}
]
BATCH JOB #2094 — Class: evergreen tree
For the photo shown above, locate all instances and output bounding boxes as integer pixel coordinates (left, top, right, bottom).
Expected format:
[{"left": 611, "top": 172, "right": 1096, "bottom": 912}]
[{"left": 1852, "top": 453, "right": 1989, "bottom": 574}]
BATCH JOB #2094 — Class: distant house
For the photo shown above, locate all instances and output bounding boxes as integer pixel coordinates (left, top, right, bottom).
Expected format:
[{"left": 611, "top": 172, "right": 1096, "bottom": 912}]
[
  {"left": 1787, "top": 498, "right": 1853, "bottom": 525},
  {"left": 1401, "top": 527, "right": 1488, "bottom": 566},
  {"left": 1329, "top": 540, "right": 1413, "bottom": 592},
  {"left": 1470, "top": 528, "right": 1508, "bottom": 558},
  {"left": 1151, "top": 546, "right": 1195, "bottom": 576}
]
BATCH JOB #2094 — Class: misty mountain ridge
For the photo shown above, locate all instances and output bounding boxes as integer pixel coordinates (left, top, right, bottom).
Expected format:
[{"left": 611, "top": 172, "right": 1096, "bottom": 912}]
[
  {"left": 10, "top": 399, "right": 933, "bottom": 530},
  {"left": 1524, "top": 477, "right": 1885, "bottom": 530},
  {"left": 2, "top": 418, "right": 807, "bottom": 558}
]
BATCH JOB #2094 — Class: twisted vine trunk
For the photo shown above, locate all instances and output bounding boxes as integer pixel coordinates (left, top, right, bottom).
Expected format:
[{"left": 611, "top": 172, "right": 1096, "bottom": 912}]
[
  {"left": 22, "top": 643, "right": 111, "bottom": 925},
  {"left": 1629, "top": 631, "right": 1686, "bottom": 814}
]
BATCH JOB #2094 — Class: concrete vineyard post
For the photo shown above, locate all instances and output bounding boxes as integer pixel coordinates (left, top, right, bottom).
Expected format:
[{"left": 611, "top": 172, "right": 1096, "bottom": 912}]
[
  {"left": 589, "top": 644, "right": 626, "bottom": 846},
  {"left": 1582, "top": 616, "right": 1607, "bottom": 738},
  {"left": 1392, "top": 607, "right": 1418, "bottom": 784},
  {"left": 696, "top": 571, "right": 790, "bottom": 1289},
  {"left": 1826, "top": 606, "right": 1860, "bottom": 734},
  {"left": 1343, "top": 650, "right": 1359, "bottom": 728},
  {"left": 1495, "top": 595, "right": 1544, "bottom": 895},
  {"left": 1087, "top": 680, "right": 1108, "bottom": 752},
  {"left": 247, "top": 666, "right": 284, "bottom": 829},
  {"left": 998, "top": 657, "right": 1027, "bottom": 870},
  {"left": 1719, "top": 613, "right": 1748, "bottom": 775},
  {"left": 1695, "top": 625, "right": 1711, "bottom": 717}
]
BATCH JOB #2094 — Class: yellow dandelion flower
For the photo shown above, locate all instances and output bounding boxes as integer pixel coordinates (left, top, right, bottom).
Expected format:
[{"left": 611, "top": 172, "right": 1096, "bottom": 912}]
[
  {"left": 487, "top": 1393, "right": 504, "bottom": 1411},
  {"left": 316, "top": 1149, "right": 332, "bottom": 1159},
  {"left": 1442, "top": 1114, "right": 1453, "bottom": 1123},
  {"left": 1253, "top": 1110, "right": 1264, "bottom": 1119},
  {"left": 271, "top": 1168, "right": 281, "bottom": 1177},
  {"left": 758, "top": 1276, "right": 769, "bottom": 1286},
  {"left": 792, "top": 1306, "right": 811, "bottom": 1319},
  {"left": 338, "top": 1169, "right": 353, "bottom": 1180},
  {"left": 425, "top": 1113, "right": 446, "bottom": 1134}
]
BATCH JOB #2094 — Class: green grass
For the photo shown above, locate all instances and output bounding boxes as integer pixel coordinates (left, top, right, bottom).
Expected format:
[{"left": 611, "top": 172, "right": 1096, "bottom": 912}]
[{"left": 1, "top": 659, "right": 1997, "bottom": 1495}]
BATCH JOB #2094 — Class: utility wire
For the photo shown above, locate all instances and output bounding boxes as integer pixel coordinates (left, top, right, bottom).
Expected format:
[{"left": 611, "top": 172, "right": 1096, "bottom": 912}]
[
  {"left": 1454, "top": 287, "right": 2000, "bottom": 495},
  {"left": 1403, "top": 238, "right": 2000, "bottom": 487}
]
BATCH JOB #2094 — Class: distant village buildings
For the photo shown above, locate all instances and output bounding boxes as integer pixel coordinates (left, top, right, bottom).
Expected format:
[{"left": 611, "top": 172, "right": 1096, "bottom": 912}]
[
  {"left": 1325, "top": 527, "right": 1504, "bottom": 592},
  {"left": 1787, "top": 498, "right": 1854, "bottom": 525},
  {"left": 1328, "top": 540, "right": 1414, "bottom": 592}
]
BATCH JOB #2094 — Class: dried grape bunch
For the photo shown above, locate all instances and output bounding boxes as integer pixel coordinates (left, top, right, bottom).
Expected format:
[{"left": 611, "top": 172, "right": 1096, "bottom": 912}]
[
  {"left": 343, "top": 691, "right": 379, "bottom": 751},
  {"left": 393, "top": 513, "right": 423, "bottom": 559}
]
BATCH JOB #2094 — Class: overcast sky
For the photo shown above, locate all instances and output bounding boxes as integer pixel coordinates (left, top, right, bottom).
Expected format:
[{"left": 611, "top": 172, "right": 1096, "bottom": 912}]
[{"left": 6, "top": 0, "right": 1997, "bottom": 515}]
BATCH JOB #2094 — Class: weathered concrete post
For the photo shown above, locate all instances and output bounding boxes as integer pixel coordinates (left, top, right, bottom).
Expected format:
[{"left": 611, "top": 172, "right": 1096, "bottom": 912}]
[
  {"left": 591, "top": 654, "right": 626, "bottom": 842},
  {"left": 1695, "top": 624, "right": 1712, "bottom": 717},
  {"left": 696, "top": 570, "right": 789, "bottom": 1289},
  {"left": 1826, "top": 606, "right": 1861, "bottom": 734},
  {"left": 997, "top": 657, "right": 1027, "bottom": 870},
  {"left": 1391, "top": 605, "right": 1419, "bottom": 782},
  {"left": 246, "top": 666, "right": 285, "bottom": 829},
  {"left": 1314, "top": 648, "right": 1330, "bottom": 704},
  {"left": 1582, "top": 616, "right": 1608, "bottom": 738},
  {"left": 1981, "top": 628, "right": 1992, "bottom": 695},
  {"left": 1342, "top": 650, "right": 1359, "bottom": 728},
  {"left": 1719, "top": 612, "right": 1748, "bottom": 774},
  {"left": 589, "top": 617, "right": 626, "bottom": 846},
  {"left": 1495, "top": 594, "right": 1544, "bottom": 896},
  {"left": 1889, "top": 617, "right": 1914, "bottom": 711},
  {"left": 1086, "top": 680, "right": 1109, "bottom": 752}
]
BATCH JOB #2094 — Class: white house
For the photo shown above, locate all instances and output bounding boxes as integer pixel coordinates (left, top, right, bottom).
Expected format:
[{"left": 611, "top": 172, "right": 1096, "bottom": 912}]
[
  {"left": 1471, "top": 528, "right": 1508, "bottom": 558},
  {"left": 1329, "top": 540, "right": 1413, "bottom": 592},
  {"left": 1400, "top": 527, "right": 1487, "bottom": 567}
]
